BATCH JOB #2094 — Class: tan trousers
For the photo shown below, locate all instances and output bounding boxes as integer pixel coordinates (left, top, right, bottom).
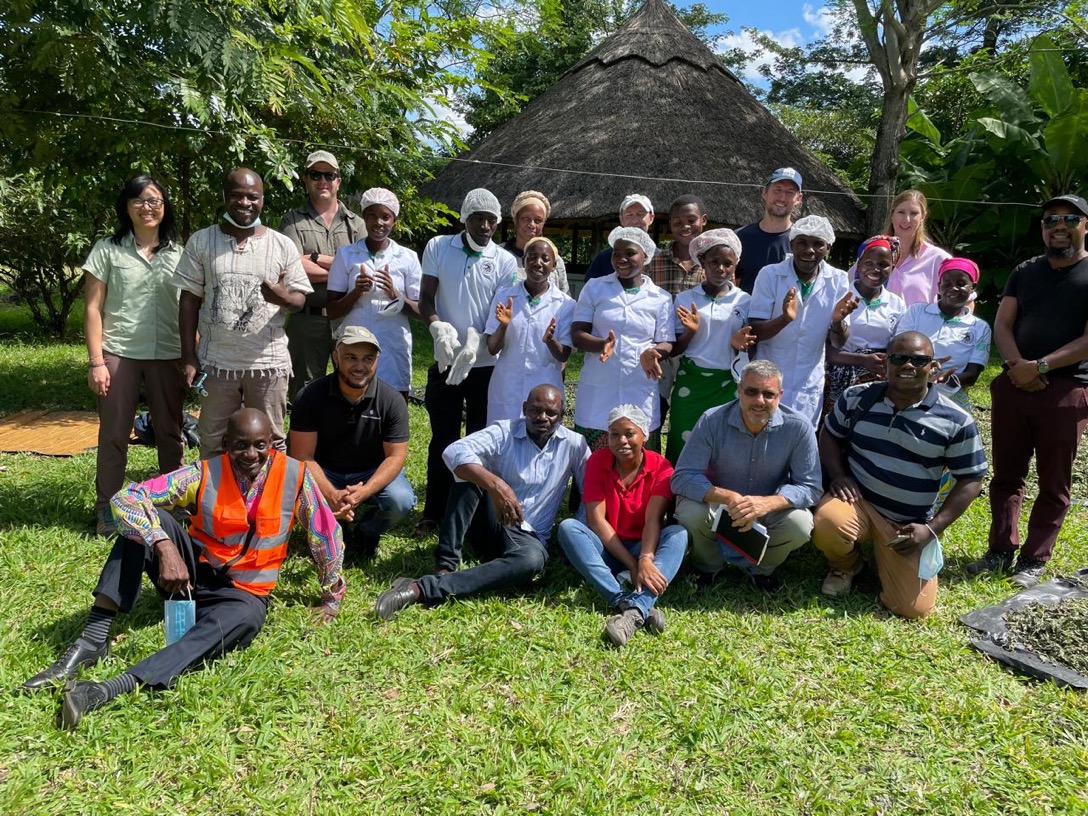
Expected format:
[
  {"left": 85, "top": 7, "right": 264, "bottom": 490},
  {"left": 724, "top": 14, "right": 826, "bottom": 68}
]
[
  {"left": 812, "top": 496, "right": 937, "bottom": 619},
  {"left": 675, "top": 497, "right": 813, "bottom": 576},
  {"left": 198, "top": 370, "right": 288, "bottom": 459}
]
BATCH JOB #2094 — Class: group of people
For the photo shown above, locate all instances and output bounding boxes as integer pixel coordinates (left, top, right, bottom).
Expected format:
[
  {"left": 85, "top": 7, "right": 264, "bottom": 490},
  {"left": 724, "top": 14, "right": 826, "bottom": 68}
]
[{"left": 30, "top": 149, "right": 1088, "bottom": 729}]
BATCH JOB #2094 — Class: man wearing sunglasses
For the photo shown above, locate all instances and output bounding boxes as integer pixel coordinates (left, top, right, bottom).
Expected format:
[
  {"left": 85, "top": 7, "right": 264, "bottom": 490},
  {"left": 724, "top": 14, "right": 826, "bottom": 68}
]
[
  {"left": 280, "top": 151, "right": 365, "bottom": 402},
  {"left": 813, "top": 332, "right": 986, "bottom": 617},
  {"left": 967, "top": 193, "right": 1088, "bottom": 588},
  {"left": 672, "top": 359, "right": 822, "bottom": 594}
]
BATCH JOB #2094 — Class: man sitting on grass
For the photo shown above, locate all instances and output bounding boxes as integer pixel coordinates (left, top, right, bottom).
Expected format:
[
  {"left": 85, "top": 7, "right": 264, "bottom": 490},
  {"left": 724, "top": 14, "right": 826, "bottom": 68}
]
[
  {"left": 375, "top": 383, "right": 589, "bottom": 620},
  {"left": 22, "top": 408, "right": 345, "bottom": 729}
]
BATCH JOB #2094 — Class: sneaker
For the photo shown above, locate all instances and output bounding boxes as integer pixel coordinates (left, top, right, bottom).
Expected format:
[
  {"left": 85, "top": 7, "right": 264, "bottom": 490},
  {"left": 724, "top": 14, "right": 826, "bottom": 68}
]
[
  {"left": 604, "top": 607, "right": 644, "bottom": 647},
  {"left": 1010, "top": 558, "right": 1046, "bottom": 589},
  {"left": 644, "top": 607, "right": 666, "bottom": 634},
  {"left": 965, "top": 550, "right": 1015, "bottom": 576},
  {"left": 95, "top": 506, "right": 118, "bottom": 537},
  {"left": 821, "top": 561, "right": 863, "bottom": 597},
  {"left": 751, "top": 572, "right": 782, "bottom": 594}
]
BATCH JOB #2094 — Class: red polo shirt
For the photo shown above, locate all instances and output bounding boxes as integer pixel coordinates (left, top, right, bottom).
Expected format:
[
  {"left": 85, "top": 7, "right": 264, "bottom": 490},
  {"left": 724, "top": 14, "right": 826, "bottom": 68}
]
[{"left": 582, "top": 447, "right": 674, "bottom": 541}]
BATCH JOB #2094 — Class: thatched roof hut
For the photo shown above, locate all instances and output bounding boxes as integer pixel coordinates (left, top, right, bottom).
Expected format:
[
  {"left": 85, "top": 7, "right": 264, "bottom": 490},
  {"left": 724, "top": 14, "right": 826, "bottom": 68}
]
[{"left": 420, "top": 0, "right": 865, "bottom": 261}]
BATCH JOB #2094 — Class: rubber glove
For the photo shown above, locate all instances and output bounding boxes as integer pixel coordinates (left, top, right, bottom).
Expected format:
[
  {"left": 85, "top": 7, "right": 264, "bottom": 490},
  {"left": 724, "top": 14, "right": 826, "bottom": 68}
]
[
  {"left": 446, "top": 327, "right": 482, "bottom": 385},
  {"left": 429, "top": 321, "right": 461, "bottom": 372}
]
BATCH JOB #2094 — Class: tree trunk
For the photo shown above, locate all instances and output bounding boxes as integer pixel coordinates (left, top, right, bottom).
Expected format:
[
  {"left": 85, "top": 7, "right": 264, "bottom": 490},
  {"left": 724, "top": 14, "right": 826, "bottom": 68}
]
[{"left": 866, "top": 82, "right": 913, "bottom": 234}]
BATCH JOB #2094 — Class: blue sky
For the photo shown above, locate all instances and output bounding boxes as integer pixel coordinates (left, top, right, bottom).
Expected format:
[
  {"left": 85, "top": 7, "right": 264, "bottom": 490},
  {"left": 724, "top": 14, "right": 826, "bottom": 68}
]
[{"left": 699, "top": 1, "right": 841, "bottom": 83}]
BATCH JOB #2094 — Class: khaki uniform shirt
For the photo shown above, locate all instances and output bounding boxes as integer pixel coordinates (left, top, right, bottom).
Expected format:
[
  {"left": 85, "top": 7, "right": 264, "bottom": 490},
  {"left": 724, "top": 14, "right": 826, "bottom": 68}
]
[{"left": 279, "top": 202, "right": 365, "bottom": 309}]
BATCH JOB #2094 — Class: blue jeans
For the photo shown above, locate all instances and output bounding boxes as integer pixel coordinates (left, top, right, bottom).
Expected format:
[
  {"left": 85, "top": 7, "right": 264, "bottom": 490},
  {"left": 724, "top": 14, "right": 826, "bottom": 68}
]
[
  {"left": 557, "top": 518, "right": 687, "bottom": 618},
  {"left": 417, "top": 481, "right": 548, "bottom": 604},
  {"left": 322, "top": 468, "right": 416, "bottom": 538}
]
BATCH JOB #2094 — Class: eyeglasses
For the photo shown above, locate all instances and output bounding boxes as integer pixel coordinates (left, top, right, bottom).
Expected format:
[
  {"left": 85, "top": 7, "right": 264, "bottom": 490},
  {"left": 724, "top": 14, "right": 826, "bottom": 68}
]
[
  {"left": 888, "top": 353, "right": 933, "bottom": 367},
  {"left": 741, "top": 387, "right": 781, "bottom": 400},
  {"left": 1042, "top": 214, "right": 1085, "bottom": 229},
  {"left": 307, "top": 171, "right": 339, "bottom": 182},
  {"left": 129, "top": 197, "right": 164, "bottom": 210}
]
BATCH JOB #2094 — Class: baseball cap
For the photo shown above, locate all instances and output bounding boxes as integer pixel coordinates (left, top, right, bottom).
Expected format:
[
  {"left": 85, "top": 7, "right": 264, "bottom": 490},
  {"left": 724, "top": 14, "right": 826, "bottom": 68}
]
[
  {"left": 337, "top": 325, "right": 381, "bottom": 351},
  {"left": 620, "top": 194, "right": 654, "bottom": 216},
  {"left": 767, "top": 167, "right": 803, "bottom": 190},
  {"left": 1042, "top": 194, "right": 1088, "bottom": 217},
  {"left": 305, "top": 150, "right": 340, "bottom": 171}
]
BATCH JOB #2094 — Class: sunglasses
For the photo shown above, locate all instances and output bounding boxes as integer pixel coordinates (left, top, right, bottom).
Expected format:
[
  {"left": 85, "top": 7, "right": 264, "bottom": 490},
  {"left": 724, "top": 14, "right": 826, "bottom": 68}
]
[
  {"left": 741, "top": 387, "right": 781, "bottom": 400},
  {"left": 307, "top": 171, "right": 339, "bottom": 182},
  {"left": 1042, "top": 214, "right": 1085, "bottom": 229},
  {"left": 888, "top": 353, "right": 933, "bottom": 367}
]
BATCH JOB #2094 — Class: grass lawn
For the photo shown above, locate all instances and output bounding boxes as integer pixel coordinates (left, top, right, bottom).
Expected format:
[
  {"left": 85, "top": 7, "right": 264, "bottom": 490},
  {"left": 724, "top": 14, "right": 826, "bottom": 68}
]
[{"left": 1, "top": 307, "right": 1087, "bottom": 815}]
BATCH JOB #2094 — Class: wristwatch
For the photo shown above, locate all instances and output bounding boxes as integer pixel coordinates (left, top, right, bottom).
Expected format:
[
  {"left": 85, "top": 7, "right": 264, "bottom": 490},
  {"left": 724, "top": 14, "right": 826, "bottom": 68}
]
[
  {"left": 1037, "top": 359, "right": 1051, "bottom": 374},
  {"left": 309, "top": 251, "right": 319, "bottom": 264}
]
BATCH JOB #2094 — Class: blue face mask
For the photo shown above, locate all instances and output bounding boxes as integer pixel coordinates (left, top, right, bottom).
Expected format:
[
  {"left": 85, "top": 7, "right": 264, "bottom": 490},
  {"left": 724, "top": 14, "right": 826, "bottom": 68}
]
[
  {"left": 164, "top": 595, "right": 196, "bottom": 645},
  {"left": 918, "top": 535, "right": 944, "bottom": 581}
]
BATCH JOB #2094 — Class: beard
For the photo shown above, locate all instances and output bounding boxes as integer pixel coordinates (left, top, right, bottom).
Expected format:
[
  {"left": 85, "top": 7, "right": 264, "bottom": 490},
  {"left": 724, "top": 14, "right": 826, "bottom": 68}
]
[{"left": 1047, "top": 244, "right": 1076, "bottom": 259}]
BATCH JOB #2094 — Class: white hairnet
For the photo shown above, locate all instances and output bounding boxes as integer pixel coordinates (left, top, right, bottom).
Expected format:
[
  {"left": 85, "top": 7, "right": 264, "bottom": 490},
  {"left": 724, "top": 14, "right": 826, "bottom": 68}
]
[
  {"left": 789, "top": 215, "right": 835, "bottom": 245},
  {"left": 360, "top": 187, "right": 400, "bottom": 217},
  {"left": 689, "top": 228, "right": 742, "bottom": 264},
  {"left": 608, "top": 226, "right": 656, "bottom": 261},
  {"left": 607, "top": 403, "right": 650, "bottom": 437},
  {"left": 459, "top": 188, "right": 502, "bottom": 223}
]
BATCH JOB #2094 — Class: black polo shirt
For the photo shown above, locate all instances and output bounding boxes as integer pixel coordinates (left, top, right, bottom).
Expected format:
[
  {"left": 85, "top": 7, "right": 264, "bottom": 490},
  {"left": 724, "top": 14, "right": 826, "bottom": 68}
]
[
  {"left": 291, "top": 373, "right": 409, "bottom": 473},
  {"left": 1005, "top": 255, "right": 1088, "bottom": 382}
]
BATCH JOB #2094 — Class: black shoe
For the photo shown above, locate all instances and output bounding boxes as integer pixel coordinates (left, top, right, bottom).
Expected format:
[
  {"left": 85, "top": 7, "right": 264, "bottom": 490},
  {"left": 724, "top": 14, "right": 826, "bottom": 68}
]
[
  {"left": 59, "top": 680, "right": 109, "bottom": 730},
  {"left": 1010, "top": 558, "right": 1047, "bottom": 589},
  {"left": 343, "top": 528, "right": 380, "bottom": 566},
  {"left": 965, "top": 550, "right": 1015, "bottom": 577},
  {"left": 751, "top": 572, "right": 782, "bottom": 594},
  {"left": 22, "top": 638, "right": 109, "bottom": 691},
  {"left": 375, "top": 577, "right": 421, "bottom": 621},
  {"left": 693, "top": 570, "right": 717, "bottom": 590}
]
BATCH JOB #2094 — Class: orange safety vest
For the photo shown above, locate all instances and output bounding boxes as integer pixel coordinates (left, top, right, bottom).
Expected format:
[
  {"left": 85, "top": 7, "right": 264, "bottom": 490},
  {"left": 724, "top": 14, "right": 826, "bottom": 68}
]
[{"left": 190, "top": 450, "right": 304, "bottom": 596}]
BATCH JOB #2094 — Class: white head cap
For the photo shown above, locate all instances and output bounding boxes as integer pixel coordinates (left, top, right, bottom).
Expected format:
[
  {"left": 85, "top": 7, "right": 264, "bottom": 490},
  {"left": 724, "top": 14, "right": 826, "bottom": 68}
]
[
  {"left": 459, "top": 188, "right": 502, "bottom": 223},
  {"left": 607, "top": 403, "right": 650, "bottom": 437},
  {"left": 360, "top": 188, "right": 400, "bottom": 217},
  {"left": 689, "top": 228, "right": 742, "bottom": 264},
  {"left": 789, "top": 215, "right": 835, "bottom": 245},
  {"left": 608, "top": 226, "right": 656, "bottom": 262}
]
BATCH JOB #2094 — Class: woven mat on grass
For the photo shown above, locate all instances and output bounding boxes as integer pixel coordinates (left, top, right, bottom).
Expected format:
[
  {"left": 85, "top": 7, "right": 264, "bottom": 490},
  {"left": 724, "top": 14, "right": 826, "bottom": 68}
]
[{"left": 0, "top": 410, "right": 100, "bottom": 456}]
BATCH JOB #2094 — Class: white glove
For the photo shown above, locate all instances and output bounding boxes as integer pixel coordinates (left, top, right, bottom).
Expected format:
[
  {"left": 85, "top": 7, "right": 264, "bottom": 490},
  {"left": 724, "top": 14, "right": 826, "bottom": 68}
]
[
  {"left": 429, "top": 321, "right": 461, "bottom": 372},
  {"left": 446, "top": 327, "right": 482, "bottom": 386}
]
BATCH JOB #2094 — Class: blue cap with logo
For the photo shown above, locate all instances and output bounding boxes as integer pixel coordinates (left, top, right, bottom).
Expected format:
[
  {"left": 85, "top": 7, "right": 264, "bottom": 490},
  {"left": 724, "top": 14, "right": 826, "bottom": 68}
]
[{"left": 767, "top": 167, "right": 803, "bottom": 191}]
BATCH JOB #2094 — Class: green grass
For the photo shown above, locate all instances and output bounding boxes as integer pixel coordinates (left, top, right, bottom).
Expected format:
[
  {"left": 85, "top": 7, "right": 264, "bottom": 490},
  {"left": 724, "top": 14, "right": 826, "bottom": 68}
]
[{"left": 2, "top": 312, "right": 1088, "bottom": 815}]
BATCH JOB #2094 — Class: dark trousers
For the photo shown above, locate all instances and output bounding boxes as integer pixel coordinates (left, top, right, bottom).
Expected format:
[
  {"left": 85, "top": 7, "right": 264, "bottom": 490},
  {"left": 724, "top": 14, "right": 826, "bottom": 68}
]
[
  {"left": 93, "top": 510, "right": 268, "bottom": 689},
  {"left": 286, "top": 311, "right": 333, "bottom": 404},
  {"left": 416, "top": 482, "right": 548, "bottom": 604},
  {"left": 96, "top": 353, "right": 185, "bottom": 509},
  {"left": 422, "top": 364, "right": 493, "bottom": 521},
  {"left": 988, "top": 372, "right": 1088, "bottom": 562}
]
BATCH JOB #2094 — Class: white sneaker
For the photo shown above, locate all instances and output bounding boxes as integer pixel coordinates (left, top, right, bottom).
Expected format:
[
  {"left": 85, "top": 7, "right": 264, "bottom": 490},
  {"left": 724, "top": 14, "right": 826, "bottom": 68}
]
[{"left": 821, "top": 562, "right": 863, "bottom": 597}]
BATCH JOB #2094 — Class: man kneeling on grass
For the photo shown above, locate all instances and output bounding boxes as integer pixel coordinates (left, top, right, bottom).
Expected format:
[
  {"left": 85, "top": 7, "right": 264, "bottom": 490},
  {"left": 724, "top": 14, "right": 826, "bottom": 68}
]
[
  {"left": 812, "top": 332, "right": 986, "bottom": 618},
  {"left": 22, "top": 408, "right": 345, "bottom": 729},
  {"left": 375, "top": 384, "right": 589, "bottom": 620}
]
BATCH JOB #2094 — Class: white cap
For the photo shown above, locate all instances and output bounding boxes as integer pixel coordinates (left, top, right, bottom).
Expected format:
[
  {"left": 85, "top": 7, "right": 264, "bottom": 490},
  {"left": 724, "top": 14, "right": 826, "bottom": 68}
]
[{"left": 619, "top": 194, "right": 654, "bottom": 216}]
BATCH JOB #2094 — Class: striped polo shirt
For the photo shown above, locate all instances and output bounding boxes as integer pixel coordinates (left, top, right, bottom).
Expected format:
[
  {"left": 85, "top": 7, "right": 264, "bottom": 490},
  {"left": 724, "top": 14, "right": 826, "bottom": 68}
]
[{"left": 825, "top": 383, "right": 987, "bottom": 522}]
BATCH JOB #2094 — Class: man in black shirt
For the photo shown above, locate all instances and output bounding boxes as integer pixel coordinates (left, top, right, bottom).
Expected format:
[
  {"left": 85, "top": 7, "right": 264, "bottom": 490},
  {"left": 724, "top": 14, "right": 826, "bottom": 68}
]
[
  {"left": 289, "top": 325, "right": 415, "bottom": 559},
  {"left": 735, "top": 168, "right": 804, "bottom": 294},
  {"left": 968, "top": 194, "right": 1088, "bottom": 588}
]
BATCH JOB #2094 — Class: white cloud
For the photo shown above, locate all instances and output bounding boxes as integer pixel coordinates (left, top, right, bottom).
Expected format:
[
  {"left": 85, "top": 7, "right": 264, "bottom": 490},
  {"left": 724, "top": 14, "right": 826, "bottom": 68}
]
[
  {"left": 714, "top": 27, "right": 805, "bottom": 83},
  {"left": 801, "top": 4, "right": 835, "bottom": 38}
]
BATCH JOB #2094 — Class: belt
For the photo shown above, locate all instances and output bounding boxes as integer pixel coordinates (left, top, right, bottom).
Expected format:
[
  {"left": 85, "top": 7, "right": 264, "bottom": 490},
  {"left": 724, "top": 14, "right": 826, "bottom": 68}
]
[{"left": 304, "top": 306, "right": 328, "bottom": 317}]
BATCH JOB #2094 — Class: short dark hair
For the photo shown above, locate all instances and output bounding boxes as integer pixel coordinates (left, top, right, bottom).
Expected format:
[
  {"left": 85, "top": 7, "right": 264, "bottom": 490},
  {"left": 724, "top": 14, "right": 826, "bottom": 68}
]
[
  {"left": 111, "top": 175, "right": 178, "bottom": 250},
  {"left": 670, "top": 194, "right": 706, "bottom": 216}
]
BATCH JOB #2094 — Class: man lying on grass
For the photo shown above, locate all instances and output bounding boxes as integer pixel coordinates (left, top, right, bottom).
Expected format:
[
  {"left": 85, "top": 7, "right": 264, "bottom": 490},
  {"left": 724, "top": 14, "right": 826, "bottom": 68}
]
[{"left": 22, "top": 408, "right": 346, "bottom": 729}]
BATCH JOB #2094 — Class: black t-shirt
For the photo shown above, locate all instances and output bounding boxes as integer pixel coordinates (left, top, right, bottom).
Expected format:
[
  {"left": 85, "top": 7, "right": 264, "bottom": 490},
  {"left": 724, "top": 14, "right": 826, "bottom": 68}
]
[
  {"left": 736, "top": 223, "right": 792, "bottom": 294},
  {"left": 1005, "top": 254, "right": 1088, "bottom": 382},
  {"left": 290, "top": 373, "right": 410, "bottom": 472}
]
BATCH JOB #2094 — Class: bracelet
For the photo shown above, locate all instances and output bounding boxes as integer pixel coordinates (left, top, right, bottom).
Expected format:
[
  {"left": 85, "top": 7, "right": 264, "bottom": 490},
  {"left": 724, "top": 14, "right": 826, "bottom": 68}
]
[
  {"left": 89, "top": 361, "right": 107, "bottom": 369},
  {"left": 638, "top": 553, "right": 654, "bottom": 560}
]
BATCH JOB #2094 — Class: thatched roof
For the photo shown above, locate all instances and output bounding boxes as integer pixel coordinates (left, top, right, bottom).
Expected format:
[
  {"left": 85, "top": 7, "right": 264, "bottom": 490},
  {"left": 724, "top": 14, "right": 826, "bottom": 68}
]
[{"left": 421, "top": 0, "right": 865, "bottom": 234}]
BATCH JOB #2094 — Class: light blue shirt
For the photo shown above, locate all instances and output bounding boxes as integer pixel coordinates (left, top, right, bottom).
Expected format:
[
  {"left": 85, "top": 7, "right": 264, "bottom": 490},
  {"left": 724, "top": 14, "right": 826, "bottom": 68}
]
[
  {"left": 671, "top": 400, "right": 822, "bottom": 510},
  {"left": 443, "top": 419, "right": 590, "bottom": 542}
]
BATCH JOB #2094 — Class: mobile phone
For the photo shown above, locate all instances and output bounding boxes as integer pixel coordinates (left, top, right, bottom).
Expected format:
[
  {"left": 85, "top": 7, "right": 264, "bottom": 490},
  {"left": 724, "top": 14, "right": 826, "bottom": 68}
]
[{"left": 887, "top": 534, "right": 911, "bottom": 547}]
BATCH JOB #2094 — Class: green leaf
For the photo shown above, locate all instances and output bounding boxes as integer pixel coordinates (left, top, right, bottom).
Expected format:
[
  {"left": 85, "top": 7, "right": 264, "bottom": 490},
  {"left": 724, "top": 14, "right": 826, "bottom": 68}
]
[
  {"left": 970, "top": 72, "right": 1035, "bottom": 125},
  {"left": 905, "top": 97, "right": 942, "bottom": 146},
  {"left": 1042, "top": 90, "right": 1088, "bottom": 188},
  {"left": 1029, "top": 33, "right": 1074, "bottom": 117}
]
